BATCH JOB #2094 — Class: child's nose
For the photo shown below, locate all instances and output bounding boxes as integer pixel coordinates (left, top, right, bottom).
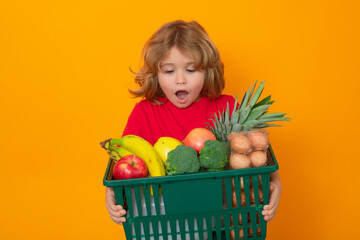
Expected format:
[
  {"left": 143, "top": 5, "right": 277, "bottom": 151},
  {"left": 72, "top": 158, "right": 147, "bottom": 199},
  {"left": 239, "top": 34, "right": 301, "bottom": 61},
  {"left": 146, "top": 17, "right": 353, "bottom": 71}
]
[{"left": 176, "top": 72, "right": 187, "bottom": 85}]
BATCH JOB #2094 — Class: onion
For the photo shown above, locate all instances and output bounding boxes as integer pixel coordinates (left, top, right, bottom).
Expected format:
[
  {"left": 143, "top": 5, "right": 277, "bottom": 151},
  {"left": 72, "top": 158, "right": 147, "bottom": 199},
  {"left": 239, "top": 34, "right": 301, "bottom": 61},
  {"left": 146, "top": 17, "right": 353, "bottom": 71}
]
[
  {"left": 230, "top": 213, "right": 243, "bottom": 239},
  {"left": 249, "top": 187, "right": 255, "bottom": 204},
  {"left": 232, "top": 177, "right": 245, "bottom": 190},
  {"left": 232, "top": 189, "right": 237, "bottom": 208},
  {"left": 259, "top": 188, "right": 264, "bottom": 203},
  {"left": 248, "top": 130, "right": 269, "bottom": 150},
  {"left": 249, "top": 187, "right": 264, "bottom": 203},
  {"left": 249, "top": 151, "right": 268, "bottom": 167},
  {"left": 227, "top": 132, "right": 235, "bottom": 141},
  {"left": 230, "top": 153, "right": 251, "bottom": 169},
  {"left": 241, "top": 191, "right": 246, "bottom": 207},
  {"left": 230, "top": 227, "right": 244, "bottom": 239},
  {"left": 248, "top": 227, "right": 262, "bottom": 238},
  {"left": 230, "top": 230, "right": 235, "bottom": 239},
  {"left": 232, "top": 189, "right": 246, "bottom": 207},
  {"left": 231, "top": 134, "right": 252, "bottom": 153}
]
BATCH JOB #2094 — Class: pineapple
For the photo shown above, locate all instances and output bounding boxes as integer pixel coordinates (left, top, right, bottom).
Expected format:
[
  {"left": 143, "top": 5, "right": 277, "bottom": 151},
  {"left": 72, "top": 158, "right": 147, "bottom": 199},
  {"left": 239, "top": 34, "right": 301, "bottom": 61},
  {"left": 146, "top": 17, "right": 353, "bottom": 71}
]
[{"left": 207, "top": 81, "right": 291, "bottom": 143}]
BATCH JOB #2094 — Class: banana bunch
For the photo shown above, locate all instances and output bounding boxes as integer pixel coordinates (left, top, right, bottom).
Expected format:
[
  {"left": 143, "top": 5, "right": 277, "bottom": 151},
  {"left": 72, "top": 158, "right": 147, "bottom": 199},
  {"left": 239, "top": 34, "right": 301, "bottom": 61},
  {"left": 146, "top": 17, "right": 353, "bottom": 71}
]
[
  {"left": 100, "top": 140, "right": 134, "bottom": 161},
  {"left": 100, "top": 135, "right": 165, "bottom": 177}
]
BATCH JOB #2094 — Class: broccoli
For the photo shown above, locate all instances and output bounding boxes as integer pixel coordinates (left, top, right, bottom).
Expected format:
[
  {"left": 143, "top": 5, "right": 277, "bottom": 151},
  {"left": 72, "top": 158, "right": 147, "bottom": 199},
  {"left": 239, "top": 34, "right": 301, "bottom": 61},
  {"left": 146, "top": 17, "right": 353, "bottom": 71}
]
[
  {"left": 199, "top": 140, "right": 229, "bottom": 171},
  {"left": 165, "top": 145, "right": 200, "bottom": 175}
]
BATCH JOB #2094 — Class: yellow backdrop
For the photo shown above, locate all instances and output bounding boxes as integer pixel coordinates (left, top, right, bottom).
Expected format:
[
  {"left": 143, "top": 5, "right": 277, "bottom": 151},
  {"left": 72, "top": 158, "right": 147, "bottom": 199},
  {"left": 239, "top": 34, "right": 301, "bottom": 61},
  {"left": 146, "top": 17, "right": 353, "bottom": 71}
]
[{"left": 1, "top": 0, "right": 359, "bottom": 239}]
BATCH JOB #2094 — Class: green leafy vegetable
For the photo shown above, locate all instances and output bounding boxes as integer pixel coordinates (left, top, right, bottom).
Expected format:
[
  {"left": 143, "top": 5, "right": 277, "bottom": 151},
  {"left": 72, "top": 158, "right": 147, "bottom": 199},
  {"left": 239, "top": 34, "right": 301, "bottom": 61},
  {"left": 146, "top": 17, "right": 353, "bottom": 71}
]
[
  {"left": 165, "top": 145, "right": 200, "bottom": 176},
  {"left": 199, "top": 140, "right": 229, "bottom": 171}
]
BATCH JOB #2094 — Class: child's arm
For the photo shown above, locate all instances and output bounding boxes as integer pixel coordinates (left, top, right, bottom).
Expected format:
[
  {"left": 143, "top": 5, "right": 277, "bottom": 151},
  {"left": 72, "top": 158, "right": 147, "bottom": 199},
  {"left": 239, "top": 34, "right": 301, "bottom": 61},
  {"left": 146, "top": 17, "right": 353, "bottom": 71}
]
[
  {"left": 261, "top": 170, "right": 281, "bottom": 221},
  {"left": 105, "top": 187, "right": 127, "bottom": 224}
]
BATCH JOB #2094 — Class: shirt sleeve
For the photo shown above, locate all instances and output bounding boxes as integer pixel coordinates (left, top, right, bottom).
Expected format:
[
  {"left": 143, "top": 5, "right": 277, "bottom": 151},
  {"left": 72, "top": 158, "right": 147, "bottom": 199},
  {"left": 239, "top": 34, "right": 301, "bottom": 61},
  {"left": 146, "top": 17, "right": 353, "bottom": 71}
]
[{"left": 122, "top": 102, "right": 146, "bottom": 138}]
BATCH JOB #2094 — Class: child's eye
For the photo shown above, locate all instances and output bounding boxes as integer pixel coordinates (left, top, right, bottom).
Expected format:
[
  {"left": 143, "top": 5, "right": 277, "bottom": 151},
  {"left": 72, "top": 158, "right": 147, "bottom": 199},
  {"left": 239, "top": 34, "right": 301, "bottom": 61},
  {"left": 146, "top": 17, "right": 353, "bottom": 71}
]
[
  {"left": 164, "top": 70, "right": 174, "bottom": 74},
  {"left": 187, "top": 69, "right": 196, "bottom": 73}
]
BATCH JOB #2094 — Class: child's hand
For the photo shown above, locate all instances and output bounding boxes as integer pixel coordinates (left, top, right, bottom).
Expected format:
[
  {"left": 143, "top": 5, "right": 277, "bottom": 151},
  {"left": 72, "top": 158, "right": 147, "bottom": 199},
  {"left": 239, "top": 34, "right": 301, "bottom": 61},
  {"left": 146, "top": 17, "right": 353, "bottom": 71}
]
[
  {"left": 262, "top": 180, "right": 281, "bottom": 221},
  {"left": 105, "top": 187, "right": 127, "bottom": 225}
]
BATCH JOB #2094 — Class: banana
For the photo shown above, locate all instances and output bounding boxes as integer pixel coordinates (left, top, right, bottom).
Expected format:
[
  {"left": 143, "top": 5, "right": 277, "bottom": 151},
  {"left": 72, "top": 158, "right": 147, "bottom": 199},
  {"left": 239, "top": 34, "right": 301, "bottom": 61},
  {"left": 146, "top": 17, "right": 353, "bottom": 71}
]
[
  {"left": 100, "top": 139, "right": 134, "bottom": 162},
  {"left": 109, "top": 145, "right": 134, "bottom": 162},
  {"left": 109, "top": 144, "right": 133, "bottom": 157},
  {"left": 111, "top": 135, "right": 165, "bottom": 177},
  {"left": 154, "top": 137, "right": 183, "bottom": 164},
  {"left": 106, "top": 149, "right": 121, "bottom": 161}
]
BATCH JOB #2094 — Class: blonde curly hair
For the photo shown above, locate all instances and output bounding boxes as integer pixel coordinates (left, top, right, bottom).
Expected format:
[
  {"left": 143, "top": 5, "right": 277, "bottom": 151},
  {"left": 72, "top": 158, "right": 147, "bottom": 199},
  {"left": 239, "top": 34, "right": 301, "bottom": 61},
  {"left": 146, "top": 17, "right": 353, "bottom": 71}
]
[{"left": 130, "top": 20, "right": 225, "bottom": 103}]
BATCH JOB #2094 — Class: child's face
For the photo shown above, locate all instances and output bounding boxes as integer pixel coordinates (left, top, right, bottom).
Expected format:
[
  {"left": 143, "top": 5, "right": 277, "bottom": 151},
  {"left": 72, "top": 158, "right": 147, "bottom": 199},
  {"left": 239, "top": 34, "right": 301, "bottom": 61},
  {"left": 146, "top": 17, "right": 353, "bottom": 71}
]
[{"left": 158, "top": 47, "right": 205, "bottom": 108}]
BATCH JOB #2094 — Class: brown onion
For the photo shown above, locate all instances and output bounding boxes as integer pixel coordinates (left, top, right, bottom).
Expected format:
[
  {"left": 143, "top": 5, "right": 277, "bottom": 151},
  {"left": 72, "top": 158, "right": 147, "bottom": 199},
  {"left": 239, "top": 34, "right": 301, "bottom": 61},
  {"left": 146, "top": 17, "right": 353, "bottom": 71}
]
[
  {"left": 231, "top": 134, "right": 252, "bottom": 153},
  {"left": 249, "top": 151, "right": 268, "bottom": 167},
  {"left": 230, "top": 153, "right": 251, "bottom": 169},
  {"left": 248, "top": 130, "right": 269, "bottom": 150}
]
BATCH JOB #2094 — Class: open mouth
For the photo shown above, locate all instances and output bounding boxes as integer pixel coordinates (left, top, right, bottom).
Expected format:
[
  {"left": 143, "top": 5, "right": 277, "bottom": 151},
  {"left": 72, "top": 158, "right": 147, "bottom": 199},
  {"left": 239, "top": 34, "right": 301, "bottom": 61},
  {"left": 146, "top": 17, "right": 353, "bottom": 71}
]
[{"left": 176, "top": 90, "right": 188, "bottom": 100}]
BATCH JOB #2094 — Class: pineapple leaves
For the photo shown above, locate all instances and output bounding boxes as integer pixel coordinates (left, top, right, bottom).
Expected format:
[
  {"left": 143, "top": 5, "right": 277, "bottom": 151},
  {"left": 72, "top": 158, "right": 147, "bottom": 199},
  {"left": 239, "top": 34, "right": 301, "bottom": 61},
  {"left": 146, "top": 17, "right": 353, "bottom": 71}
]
[
  {"left": 257, "top": 116, "right": 291, "bottom": 123},
  {"left": 231, "top": 95, "right": 238, "bottom": 117},
  {"left": 248, "top": 81, "right": 265, "bottom": 108},
  {"left": 258, "top": 112, "right": 287, "bottom": 119},
  {"left": 239, "top": 86, "right": 252, "bottom": 112},
  {"left": 246, "top": 104, "right": 271, "bottom": 121},
  {"left": 238, "top": 105, "right": 251, "bottom": 124},
  {"left": 238, "top": 81, "right": 265, "bottom": 124},
  {"left": 253, "top": 95, "right": 272, "bottom": 108},
  {"left": 230, "top": 111, "right": 240, "bottom": 124},
  {"left": 248, "top": 80, "right": 257, "bottom": 101},
  {"left": 205, "top": 122, "right": 214, "bottom": 132},
  {"left": 238, "top": 92, "right": 247, "bottom": 112},
  {"left": 253, "top": 123, "right": 281, "bottom": 129},
  {"left": 210, "top": 114, "right": 219, "bottom": 131},
  {"left": 242, "top": 119, "right": 262, "bottom": 131},
  {"left": 224, "top": 103, "right": 230, "bottom": 124},
  {"left": 218, "top": 110, "right": 223, "bottom": 123},
  {"left": 262, "top": 123, "right": 282, "bottom": 127},
  {"left": 232, "top": 123, "right": 242, "bottom": 132},
  {"left": 206, "top": 80, "right": 291, "bottom": 140},
  {"left": 225, "top": 122, "right": 232, "bottom": 134}
]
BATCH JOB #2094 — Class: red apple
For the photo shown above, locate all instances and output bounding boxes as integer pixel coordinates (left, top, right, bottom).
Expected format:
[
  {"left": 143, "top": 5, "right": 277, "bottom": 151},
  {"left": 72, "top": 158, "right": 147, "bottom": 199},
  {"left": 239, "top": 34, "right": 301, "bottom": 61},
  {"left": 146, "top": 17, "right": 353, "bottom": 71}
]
[
  {"left": 112, "top": 155, "right": 148, "bottom": 180},
  {"left": 183, "top": 128, "right": 216, "bottom": 153}
]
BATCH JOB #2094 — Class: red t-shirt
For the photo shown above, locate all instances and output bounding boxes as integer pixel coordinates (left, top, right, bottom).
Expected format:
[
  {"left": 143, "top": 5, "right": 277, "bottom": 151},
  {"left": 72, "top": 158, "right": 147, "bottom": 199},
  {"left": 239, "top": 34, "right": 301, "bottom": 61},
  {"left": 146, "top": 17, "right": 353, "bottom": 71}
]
[{"left": 122, "top": 95, "right": 235, "bottom": 145}]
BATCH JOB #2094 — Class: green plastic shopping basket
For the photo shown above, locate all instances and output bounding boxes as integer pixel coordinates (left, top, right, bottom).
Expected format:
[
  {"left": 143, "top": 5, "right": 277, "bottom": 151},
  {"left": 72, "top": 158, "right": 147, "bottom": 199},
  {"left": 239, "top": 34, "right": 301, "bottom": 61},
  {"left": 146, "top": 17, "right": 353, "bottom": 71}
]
[{"left": 103, "top": 146, "right": 279, "bottom": 240}]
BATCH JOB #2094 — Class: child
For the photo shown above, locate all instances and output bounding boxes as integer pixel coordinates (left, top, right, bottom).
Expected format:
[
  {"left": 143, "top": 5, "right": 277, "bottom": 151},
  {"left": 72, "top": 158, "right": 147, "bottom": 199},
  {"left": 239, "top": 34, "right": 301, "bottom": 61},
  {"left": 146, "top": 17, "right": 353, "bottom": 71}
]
[{"left": 105, "top": 20, "right": 281, "bottom": 225}]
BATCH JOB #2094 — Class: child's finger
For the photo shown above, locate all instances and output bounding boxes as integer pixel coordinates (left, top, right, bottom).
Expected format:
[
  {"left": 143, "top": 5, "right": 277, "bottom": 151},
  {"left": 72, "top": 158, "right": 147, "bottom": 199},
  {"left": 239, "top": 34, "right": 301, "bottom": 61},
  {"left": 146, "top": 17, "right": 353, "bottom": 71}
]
[
  {"left": 109, "top": 209, "right": 126, "bottom": 219},
  {"left": 262, "top": 206, "right": 271, "bottom": 216},
  {"left": 264, "top": 214, "right": 275, "bottom": 222},
  {"left": 111, "top": 215, "right": 127, "bottom": 225},
  {"left": 107, "top": 202, "right": 123, "bottom": 213},
  {"left": 106, "top": 201, "right": 125, "bottom": 216},
  {"left": 262, "top": 208, "right": 275, "bottom": 221},
  {"left": 105, "top": 199, "right": 116, "bottom": 213},
  {"left": 262, "top": 204, "right": 270, "bottom": 210},
  {"left": 264, "top": 194, "right": 276, "bottom": 210}
]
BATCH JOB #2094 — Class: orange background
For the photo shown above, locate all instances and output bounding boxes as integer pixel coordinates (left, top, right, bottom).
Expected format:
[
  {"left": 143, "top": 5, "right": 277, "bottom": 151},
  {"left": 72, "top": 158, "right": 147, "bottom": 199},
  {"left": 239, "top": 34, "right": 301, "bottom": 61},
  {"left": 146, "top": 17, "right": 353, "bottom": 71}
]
[{"left": 1, "top": 1, "right": 359, "bottom": 239}]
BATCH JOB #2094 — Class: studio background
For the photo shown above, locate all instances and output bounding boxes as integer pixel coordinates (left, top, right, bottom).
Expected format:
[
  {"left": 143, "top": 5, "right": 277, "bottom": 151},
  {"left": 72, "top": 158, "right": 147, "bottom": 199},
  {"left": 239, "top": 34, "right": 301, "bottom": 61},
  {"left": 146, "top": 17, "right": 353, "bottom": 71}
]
[{"left": 1, "top": 1, "right": 359, "bottom": 239}]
